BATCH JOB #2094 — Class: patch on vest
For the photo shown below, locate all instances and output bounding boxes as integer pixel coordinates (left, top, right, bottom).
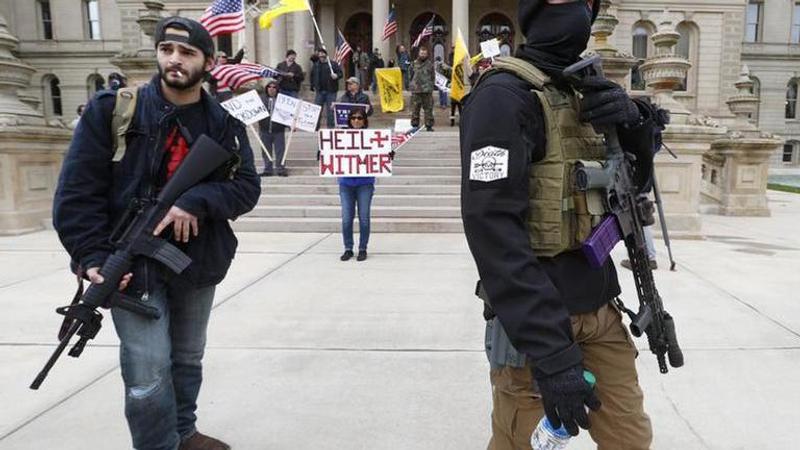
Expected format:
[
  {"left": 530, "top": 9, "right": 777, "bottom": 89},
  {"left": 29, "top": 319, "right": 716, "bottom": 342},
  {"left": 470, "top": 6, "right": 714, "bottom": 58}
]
[{"left": 470, "top": 146, "right": 509, "bottom": 182}]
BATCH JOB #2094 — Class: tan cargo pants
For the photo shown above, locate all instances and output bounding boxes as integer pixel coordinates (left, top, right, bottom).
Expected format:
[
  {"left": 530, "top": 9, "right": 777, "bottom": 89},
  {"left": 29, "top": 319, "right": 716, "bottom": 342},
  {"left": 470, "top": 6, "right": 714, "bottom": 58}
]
[{"left": 487, "top": 303, "right": 653, "bottom": 450}]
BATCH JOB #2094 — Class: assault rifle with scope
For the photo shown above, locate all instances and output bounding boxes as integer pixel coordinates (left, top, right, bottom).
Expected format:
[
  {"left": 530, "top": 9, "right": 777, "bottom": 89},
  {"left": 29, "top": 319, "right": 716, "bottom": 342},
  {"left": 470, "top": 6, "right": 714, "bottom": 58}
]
[{"left": 563, "top": 55, "right": 684, "bottom": 374}]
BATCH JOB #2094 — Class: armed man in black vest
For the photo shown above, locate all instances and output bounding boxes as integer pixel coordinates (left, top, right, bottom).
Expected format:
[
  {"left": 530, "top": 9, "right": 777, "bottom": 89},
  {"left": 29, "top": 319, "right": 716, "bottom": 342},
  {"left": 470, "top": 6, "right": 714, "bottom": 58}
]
[{"left": 461, "top": 1, "right": 668, "bottom": 449}]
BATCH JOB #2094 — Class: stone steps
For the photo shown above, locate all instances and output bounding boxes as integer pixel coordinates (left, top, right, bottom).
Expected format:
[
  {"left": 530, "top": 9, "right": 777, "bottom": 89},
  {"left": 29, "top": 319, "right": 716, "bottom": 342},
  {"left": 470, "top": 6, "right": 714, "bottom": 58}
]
[
  {"left": 238, "top": 129, "right": 464, "bottom": 233},
  {"left": 261, "top": 184, "right": 460, "bottom": 195},
  {"left": 233, "top": 216, "right": 464, "bottom": 233},
  {"left": 248, "top": 205, "right": 461, "bottom": 219}
]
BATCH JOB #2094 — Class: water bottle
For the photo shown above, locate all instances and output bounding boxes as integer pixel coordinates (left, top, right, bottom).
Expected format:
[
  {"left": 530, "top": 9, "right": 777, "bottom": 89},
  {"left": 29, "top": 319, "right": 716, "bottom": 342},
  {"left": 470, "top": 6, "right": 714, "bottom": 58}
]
[
  {"left": 531, "top": 416, "right": 571, "bottom": 450},
  {"left": 531, "top": 370, "right": 597, "bottom": 450}
]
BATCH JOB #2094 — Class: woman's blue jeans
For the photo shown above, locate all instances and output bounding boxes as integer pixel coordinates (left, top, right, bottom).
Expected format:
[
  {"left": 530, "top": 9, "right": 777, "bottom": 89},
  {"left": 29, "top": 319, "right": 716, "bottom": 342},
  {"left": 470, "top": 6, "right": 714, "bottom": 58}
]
[{"left": 339, "top": 183, "right": 375, "bottom": 251}]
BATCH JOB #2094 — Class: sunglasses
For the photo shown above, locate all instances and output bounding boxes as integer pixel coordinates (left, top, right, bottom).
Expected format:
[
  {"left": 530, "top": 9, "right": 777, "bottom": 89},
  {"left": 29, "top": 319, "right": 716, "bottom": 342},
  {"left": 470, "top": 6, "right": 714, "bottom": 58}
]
[
  {"left": 351, "top": 116, "right": 365, "bottom": 120},
  {"left": 267, "top": 85, "right": 278, "bottom": 89}
]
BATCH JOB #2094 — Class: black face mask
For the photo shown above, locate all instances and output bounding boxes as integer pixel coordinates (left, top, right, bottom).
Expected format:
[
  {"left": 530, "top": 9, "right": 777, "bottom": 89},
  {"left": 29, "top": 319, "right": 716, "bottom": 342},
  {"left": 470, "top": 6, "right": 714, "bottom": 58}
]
[{"left": 516, "top": 1, "right": 595, "bottom": 80}]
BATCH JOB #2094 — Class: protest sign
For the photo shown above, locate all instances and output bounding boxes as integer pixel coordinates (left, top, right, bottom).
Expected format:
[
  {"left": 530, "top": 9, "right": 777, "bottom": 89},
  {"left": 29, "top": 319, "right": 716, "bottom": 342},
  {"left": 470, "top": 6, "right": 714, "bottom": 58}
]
[
  {"left": 480, "top": 39, "right": 501, "bottom": 59},
  {"left": 220, "top": 90, "right": 269, "bottom": 125},
  {"left": 271, "top": 93, "right": 322, "bottom": 132},
  {"left": 318, "top": 128, "right": 393, "bottom": 177},
  {"left": 332, "top": 102, "right": 369, "bottom": 128},
  {"left": 435, "top": 72, "right": 450, "bottom": 93},
  {"left": 394, "top": 119, "right": 413, "bottom": 133}
]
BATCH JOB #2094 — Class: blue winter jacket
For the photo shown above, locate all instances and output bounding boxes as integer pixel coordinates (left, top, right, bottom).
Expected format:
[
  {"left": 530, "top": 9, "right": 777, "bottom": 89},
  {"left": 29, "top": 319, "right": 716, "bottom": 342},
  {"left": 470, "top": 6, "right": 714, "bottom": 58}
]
[{"left": 53, "top": 75, "right": 261, "bottom": 292}]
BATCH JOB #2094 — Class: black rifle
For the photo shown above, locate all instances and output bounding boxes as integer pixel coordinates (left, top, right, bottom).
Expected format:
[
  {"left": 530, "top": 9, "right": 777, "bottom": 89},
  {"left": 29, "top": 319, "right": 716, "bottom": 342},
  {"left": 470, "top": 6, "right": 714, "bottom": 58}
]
[
  {"left": 31, "top": 135, "right": 232, "bottom": 389},
  {"left": 563, "top": 56, "right": 684, "bottom": 374}
]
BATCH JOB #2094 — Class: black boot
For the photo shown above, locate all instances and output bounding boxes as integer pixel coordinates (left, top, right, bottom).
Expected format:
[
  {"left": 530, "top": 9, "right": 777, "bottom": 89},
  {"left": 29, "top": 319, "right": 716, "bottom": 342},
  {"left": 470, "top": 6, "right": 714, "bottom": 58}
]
[
  {"left": 340, "top": 250, "right": 354, "bottom": 261},
  {"left": 356, "top": 250, "right": 367, "bottom": 261}
]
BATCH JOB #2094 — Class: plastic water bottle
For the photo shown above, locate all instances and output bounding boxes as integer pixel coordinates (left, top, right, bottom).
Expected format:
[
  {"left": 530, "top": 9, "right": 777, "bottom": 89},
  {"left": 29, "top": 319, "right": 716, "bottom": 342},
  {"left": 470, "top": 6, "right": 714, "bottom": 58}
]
[
  {"left": 531, "top": 370, "right": 597, "bottom": 450},
  {"left": 531, "top": 417, "right": 571, "bottom": 450}
]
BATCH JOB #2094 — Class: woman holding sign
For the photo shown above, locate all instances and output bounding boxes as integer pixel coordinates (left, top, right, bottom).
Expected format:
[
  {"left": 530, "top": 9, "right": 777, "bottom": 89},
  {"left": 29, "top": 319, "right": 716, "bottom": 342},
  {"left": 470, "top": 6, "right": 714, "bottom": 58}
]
[
  {"left": 338, "top": 108, "right": 375, "bottom": 262},
  {"left": 258, "top": 78, "right": 288, "bottom": 177}
]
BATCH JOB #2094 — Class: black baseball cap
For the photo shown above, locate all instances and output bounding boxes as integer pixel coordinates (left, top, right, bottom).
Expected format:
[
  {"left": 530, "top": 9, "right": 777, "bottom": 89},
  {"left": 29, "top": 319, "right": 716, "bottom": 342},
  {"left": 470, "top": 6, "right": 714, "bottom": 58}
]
[{"left": 154, "top": 16, "right": 215, "bottom": 58}]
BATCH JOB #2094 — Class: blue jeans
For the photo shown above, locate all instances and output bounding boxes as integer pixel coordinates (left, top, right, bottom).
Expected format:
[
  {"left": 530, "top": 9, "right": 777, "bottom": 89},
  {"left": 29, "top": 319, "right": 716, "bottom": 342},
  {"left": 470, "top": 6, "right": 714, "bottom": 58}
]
[
  {"left": 315, "top": 91, "right": 338, "bottom": 128},
  {"left": 112, "top": 282, "right": 216, "bottom": 450},
  {"left": 260, "top": 130, "right": 286, "bottom": 172},
  {"left": 339, "top": 183, "right": 374, "bottom": 251}
]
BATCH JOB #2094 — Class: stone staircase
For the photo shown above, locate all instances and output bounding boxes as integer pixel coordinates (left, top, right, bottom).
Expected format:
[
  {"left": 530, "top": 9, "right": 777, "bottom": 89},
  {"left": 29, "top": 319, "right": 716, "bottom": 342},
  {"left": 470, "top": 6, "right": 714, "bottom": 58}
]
[{"left": 234, "top": 127, "right": 465, "bottom": 233}]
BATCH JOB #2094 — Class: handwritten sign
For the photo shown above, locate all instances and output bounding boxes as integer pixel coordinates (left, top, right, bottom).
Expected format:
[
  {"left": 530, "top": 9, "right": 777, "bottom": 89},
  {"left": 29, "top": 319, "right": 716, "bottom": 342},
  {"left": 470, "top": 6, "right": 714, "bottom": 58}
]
[
  {"left": 271, "top": 93, "right": 322, "bottom": 132},
  {"left": 480, "top": 39, "right": 501, "bottom": 59},
  {"left": 318, "top": 128, "right": 393, "bottom": 177},
  {"left": 220, "top": 90, "right": 269, "bottom": 125},
  {"left": 435, "top": 72, "right": 450, "bottom": 93}
]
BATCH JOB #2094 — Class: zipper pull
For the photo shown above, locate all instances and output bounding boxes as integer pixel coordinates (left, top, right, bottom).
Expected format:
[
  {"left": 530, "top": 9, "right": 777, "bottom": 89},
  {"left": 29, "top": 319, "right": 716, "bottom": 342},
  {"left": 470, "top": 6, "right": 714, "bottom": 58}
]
[{"left": 141, "top": 291, "right": 149, "bottom": 303}]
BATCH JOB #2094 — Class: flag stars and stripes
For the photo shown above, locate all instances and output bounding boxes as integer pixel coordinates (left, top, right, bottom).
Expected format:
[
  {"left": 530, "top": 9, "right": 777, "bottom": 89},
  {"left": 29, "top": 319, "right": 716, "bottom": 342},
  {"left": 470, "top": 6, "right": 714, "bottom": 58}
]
[{"left": 200, "top": 0, "right": 245, "bottom": 37}]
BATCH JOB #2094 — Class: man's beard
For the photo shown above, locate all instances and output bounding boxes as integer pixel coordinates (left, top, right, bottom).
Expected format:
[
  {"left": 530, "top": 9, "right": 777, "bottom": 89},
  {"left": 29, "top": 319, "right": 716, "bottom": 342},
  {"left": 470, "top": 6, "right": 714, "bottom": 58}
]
[{"left": 159, "top": 64, "right": 205, "bottom": 90}]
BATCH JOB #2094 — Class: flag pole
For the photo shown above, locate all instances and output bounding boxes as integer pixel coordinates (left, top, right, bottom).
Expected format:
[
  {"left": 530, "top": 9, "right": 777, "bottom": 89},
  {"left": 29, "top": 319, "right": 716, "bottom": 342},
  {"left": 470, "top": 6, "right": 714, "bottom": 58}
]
[
  {"left": 238, "top": 0, "right": 247, "bottom": 54},
  {"left": 304, "top": 0, "right": 335, "bottom": 76}
]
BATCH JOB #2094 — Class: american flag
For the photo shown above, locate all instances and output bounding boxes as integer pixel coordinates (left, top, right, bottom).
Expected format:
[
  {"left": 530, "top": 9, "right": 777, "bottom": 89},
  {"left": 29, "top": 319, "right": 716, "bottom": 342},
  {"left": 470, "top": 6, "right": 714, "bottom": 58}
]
[
  {"left": 412, "top": 15, "right": 435, "bottom": 48},
  {"left": 391, "top": 127, "right": 422, "bottom": 151},
  {"left": 210, "top": 61, "right": 280, "bottom": 90},
  {"left": 335, "top": 28, "right": 352, "bottom": 65},
  {"left": 199, "top": 0, "right": 245, "bottom": 37},
  {"left": 381, "top": 6, "right": 398, "bottom": 41}
]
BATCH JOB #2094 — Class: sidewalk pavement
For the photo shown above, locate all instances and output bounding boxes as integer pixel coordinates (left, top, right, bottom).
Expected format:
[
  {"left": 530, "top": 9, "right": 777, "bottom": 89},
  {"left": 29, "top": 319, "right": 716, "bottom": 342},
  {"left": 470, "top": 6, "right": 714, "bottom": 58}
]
[{"left": 0, "top": 191, "right": 798, "bottom": 450}]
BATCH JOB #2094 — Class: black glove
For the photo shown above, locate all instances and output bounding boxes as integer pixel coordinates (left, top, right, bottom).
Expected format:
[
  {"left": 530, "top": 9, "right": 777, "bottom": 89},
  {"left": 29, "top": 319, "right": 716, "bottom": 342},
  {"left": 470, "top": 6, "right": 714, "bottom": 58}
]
[
  {"left": 638, "top": 195, "right": 656, "bottom": 226},
  {"left": 577, "top": 76, "right": 641, "bottom": 128},
  {"left": 389, "top": 150, "right": 396, "bottom": 160},
  {"left": 534, "top": 365, "right": 601, "bottom": 436}
]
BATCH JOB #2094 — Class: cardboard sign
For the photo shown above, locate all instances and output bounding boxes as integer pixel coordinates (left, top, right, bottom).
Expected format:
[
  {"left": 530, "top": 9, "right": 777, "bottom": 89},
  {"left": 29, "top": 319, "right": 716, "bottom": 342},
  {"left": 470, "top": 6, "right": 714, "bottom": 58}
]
[
  {"left": 318, "top": 128, "right": 393, "bottom": 177},
  {"left": 220, "top": 90, "right": 269, "bottom": 125},
  {"left": 435, "top": 72, "right": 450, "bottom": 93},
  {"left": 333, "top": 102, "right": 369, "bottom": 128},
  {"left": 394, "top": 119, "right": 413, "bottom": 133},
  {"left": 480, "top": 39, "right": 501, "bottom": 59},
  {"left": 271, "top": 93, "right": 322, "bottom": 132}
]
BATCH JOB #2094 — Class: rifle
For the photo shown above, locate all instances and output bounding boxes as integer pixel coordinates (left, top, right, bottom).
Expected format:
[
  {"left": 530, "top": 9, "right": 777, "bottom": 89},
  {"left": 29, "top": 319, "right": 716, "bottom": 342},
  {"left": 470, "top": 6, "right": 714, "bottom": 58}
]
[
  {"left": 31, "top": 135, "right": 232, "bottom": 390},
  {"left": 563, "top": 56, "right": 684, "bottom": 374}
]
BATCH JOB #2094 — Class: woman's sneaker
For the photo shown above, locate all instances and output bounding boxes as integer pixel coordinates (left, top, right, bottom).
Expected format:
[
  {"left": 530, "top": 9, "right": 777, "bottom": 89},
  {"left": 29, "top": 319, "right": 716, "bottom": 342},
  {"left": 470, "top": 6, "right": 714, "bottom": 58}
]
[
  {"left": 357, "top": 250, "right": 367, "bottom": 261},
  {"left": 340, "top": 250, "right": 354, "bottom": 261}
]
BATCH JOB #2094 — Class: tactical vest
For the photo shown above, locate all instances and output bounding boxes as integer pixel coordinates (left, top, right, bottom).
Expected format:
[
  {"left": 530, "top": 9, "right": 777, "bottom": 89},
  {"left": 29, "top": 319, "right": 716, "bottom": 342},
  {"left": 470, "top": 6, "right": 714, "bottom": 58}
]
[{"left": 476, "top": 57, "right": 607, "bottom": 257}]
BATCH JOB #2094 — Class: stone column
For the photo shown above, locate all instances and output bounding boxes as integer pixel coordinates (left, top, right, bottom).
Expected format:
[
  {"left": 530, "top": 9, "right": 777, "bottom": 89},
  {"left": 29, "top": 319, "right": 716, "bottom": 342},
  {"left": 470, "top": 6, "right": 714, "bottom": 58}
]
[
  {"left": 319, "top": 1, "right": 336, "bottom": 56},
  {"left": 291, "top": 8, "right": 314, "bottom": 89},
  {"left": 452, "top": 0, "right": 469, "bottom": 48},
  {"left": 372, "top": 0, "right": 390, "bottom": 62},
  {"left": 0, "top": 14, "right": 71, "bottom": 234},
  {"left": 708, "top": 66, "right": 782, "bottom": 216},
  {"left": 110, "top": 1, "right": 164, "bottom": 86},
  {"left": 268, "top": 2, "right": 288, "bottom": 67},
  {"left": 587, "top": 0, "right": 636, "bottom": 88},
  {"left": 640, "top": 10, "right": 726, "bottom": 237}
]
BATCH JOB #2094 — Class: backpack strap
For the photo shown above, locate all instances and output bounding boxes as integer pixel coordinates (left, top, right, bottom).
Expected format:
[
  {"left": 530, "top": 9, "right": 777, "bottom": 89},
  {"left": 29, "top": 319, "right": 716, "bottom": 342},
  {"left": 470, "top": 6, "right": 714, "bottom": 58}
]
[
  {"left": 111, "top": 87, "right": 139, "bottom": 162},
  {"left": 475, "top": 56, "right": 551, "bottom": 91}
]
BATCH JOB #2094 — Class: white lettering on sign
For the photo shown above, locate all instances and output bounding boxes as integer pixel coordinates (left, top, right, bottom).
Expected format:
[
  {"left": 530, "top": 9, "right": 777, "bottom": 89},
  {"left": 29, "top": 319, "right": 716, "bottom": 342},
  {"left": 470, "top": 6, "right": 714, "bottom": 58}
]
[
  {"left": 220, "top": 90, "right": 269, "bottom": 125},
  {"left": 470, "top": 146, "right": 509, "bottom": 182}
]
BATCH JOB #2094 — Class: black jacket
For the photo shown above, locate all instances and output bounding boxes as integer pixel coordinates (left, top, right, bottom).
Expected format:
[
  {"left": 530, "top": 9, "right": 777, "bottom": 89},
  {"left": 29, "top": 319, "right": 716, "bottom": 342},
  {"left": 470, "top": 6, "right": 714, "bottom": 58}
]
[
  {"left": 338, "top": 90, "right": 373, "bottom": 116},
  {"left": 258, "top": 92, "right": 287, "bottom": 133},
  {"left": 310, "top": 59, "right": 343, "bottom": 93},
  {"left": 461, "top": 71, "right": 644, "bottom": 375},
  {"left": 276, "top": 60, "right": 305, "bottom": 92},
  {"left": 53, "top": 75, "right": 261, "bottom": 294}
]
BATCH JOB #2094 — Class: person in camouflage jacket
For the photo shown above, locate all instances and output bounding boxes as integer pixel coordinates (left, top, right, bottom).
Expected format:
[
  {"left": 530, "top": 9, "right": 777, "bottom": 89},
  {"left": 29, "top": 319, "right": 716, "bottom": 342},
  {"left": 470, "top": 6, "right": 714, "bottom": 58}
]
[{"left": 409, "top": 47, "right": 435, "bottom": 131}]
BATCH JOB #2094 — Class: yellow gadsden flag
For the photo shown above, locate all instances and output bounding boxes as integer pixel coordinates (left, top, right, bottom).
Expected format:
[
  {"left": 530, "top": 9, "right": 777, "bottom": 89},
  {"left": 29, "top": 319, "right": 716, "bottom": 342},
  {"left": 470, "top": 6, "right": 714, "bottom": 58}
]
[
  {"left": 450, "top": 28, "right": 472, "bottom": 102},
  {"left": 375, "top": 67, "right": 404, "bottom": 113},
  {"left": 259, "top": 0, "right": 309, "bottom": 29}
]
